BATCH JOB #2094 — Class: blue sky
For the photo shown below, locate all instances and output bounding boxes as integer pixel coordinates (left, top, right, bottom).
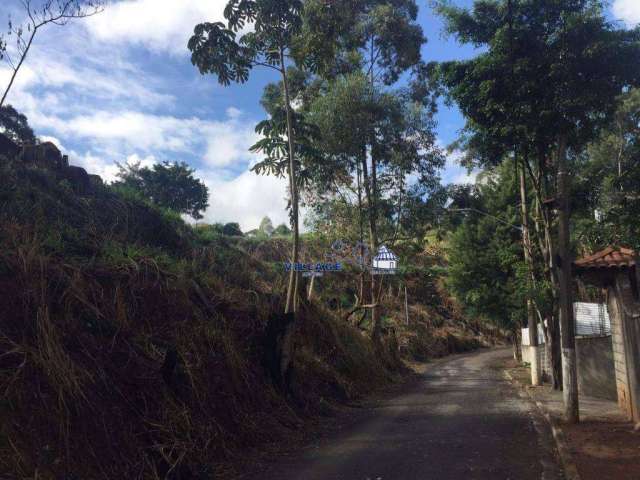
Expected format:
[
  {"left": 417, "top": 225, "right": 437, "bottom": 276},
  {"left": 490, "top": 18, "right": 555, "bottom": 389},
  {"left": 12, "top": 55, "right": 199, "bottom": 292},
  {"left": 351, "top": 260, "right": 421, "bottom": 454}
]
[{"left": 1, "top": 0, "right": 637, "bottom": 230}]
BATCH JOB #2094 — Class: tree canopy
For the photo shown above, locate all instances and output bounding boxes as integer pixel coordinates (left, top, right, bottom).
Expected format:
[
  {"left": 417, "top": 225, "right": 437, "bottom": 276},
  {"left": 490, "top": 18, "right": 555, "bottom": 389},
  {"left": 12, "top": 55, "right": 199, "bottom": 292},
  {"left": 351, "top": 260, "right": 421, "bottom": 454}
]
[
  {"left": 0, "top": 105, "right": 36, "bottom": 144},
  {"left": 436, "top": 0, "right": 640, "bottom": 166},
  {"left": 259, "top": 216, "right": 275, "bottom": 236},
  {"left": 572, "top": 89, "right": 640, "bottom": 251},
  {"left": 273, "top": 223, "right": 292, "bottom": 236},
  {"left": 114, "top": 161, "right": 209, "bottom": 220},
  {"left": 223, "top": 222, "right": 243, "bottom": 236}
]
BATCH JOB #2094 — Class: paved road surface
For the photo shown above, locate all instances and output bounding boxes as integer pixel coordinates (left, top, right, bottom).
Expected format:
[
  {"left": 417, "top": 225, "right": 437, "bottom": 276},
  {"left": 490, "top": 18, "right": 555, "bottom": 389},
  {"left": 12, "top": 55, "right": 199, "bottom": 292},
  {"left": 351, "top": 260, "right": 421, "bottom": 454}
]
[{"left": 256, "top": 348, "right": 563, "bottom": 480}]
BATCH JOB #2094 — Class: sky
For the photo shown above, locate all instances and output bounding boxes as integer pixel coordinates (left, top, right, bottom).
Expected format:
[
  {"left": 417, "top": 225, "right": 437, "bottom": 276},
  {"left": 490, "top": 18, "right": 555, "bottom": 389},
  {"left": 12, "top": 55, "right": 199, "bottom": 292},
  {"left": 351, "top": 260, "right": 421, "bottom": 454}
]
[{"left": 1, "top": 0, "right": 638, "bottom": 231}]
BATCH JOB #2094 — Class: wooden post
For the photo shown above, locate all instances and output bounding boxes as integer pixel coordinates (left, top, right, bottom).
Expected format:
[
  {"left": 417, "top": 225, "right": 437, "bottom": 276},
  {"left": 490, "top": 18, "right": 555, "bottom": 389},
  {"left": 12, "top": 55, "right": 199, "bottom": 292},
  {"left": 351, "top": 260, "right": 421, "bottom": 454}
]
[
  {"left": 404, "top": 284, "right": 409, "bottom": 326},
  {"left": 557, "top": 134, "right": 579, "bottom": 423},
  {"left": 307, "top": 274, "right": 316, "bottom": 301}
]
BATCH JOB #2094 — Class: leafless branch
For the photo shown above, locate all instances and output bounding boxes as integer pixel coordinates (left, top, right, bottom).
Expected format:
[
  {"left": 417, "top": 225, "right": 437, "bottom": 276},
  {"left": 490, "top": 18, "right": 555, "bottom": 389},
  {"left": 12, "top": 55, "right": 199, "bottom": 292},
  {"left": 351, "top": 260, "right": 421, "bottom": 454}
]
[
  {"left": 251, "top": 60, "right": 281, "bottom": 72},
  {"left": 1, "top": 0, "right": 104, "bottom": 107}
]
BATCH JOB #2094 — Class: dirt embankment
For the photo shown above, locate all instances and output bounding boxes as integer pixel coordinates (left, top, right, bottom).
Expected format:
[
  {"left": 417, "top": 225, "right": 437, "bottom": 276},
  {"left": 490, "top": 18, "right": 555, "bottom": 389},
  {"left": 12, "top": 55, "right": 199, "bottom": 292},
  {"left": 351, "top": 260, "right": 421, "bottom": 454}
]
[{"left": 0, "top": 145, "right": 495, "bottom": 478}]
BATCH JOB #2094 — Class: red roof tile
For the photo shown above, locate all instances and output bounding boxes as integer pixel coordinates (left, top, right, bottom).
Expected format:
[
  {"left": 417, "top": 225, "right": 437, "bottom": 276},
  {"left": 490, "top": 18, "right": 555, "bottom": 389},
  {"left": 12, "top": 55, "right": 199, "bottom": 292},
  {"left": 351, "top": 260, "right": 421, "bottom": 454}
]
[{"left": 574, "top": 246, "right": 636, "bottom": 269}]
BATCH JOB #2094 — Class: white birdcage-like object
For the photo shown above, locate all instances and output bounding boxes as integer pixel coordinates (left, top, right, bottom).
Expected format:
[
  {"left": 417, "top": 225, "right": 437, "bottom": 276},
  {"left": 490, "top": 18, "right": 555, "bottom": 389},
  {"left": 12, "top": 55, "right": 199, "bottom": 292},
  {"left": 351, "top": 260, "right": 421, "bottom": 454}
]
[{"left": 373, "top": 245, "right": 397, "bottom": 272}]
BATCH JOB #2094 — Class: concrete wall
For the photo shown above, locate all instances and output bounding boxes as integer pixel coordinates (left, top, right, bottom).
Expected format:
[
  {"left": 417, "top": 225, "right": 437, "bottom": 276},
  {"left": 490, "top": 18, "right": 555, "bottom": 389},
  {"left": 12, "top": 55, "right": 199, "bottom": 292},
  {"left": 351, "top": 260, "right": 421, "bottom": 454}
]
[
  {"left": 575, "top": 335, "right": 617, "bottom": 401},
  {"left": 608, "top": 286, "right": 634, "bottom": 419},
  {"left": 540, "top": 344, "right": 551, "bottom": 379},
  {"left": 521, "top": 325, "right": 551, "bottom": 380},
  {"left": 613, "top": 272, "right": 640, "bottom": 421},
  {"left": 522, "top": 344, "right": 544, "bottom": 365},
  {"left": 522, "top": 344, "right": 551, "bottom": 379}
]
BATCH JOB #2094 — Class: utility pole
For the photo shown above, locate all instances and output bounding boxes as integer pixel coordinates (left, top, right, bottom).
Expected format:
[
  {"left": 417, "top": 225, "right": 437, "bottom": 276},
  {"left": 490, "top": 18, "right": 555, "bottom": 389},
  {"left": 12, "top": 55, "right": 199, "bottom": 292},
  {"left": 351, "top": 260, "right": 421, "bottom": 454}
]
[
  {"left": 519, "top": 158, "right": 541, "bottom": 386},
  {"left": 557, "top": 134, "right": 579, "bottom": 423}
]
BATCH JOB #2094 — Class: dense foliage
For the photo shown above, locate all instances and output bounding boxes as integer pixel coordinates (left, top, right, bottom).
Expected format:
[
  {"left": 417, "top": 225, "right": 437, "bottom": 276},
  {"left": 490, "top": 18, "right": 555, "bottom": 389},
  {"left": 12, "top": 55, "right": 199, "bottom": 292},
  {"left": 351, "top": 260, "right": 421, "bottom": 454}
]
[
  {"left": 0, "top": 104, "right": 36, "bottom": 144},
  {"left": 573, "top": 89, "right": 640, "bottom": 251},
  {"left": 3, "top": 0, "right": 640, "bottom": 473},
  {"left": 113, "top": 160, "right": 209, "bottom": 220}
]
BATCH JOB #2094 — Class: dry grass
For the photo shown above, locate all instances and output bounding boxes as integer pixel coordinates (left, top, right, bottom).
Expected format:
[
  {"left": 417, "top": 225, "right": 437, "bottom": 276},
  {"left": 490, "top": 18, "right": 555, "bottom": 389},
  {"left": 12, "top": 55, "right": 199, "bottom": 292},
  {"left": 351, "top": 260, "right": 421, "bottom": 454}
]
[
  {"left": 0, "top": 228, "right": 403, "bottom": 478},
  {"left": 0, "top": 163, "right": 497, "bottom": 478}
]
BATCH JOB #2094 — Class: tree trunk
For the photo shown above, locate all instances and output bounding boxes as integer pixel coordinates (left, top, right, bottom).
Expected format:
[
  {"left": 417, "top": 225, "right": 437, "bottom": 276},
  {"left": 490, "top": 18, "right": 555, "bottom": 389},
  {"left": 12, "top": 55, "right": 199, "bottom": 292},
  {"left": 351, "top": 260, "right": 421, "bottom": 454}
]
[
  {"left": 532, "top": 155, "right": 563, "bottom": 389},
  {"left": 278, "top": 49, "right": 300, "bottom": 389},
  {"left": 280, "top": 50, "right": 300, "bottom": 315},
  {"left": 519, "top": 157, "right": 541, "bottom": 385},
  {"left": 512, "top": 328, "right": 522, "bottom": 362},
  {"left": 357, "top": 154, "right": 365, "bottom": 306},
  {"left": 556, "top": 134, "right": 579, "bottom": 423},
  {"left": 543, "top": 216, "right": 563, "bottom": 390},
  {"left": 404, "top": 285, "right": 409, "bottom": 326},
  {"left": 360, "top": 147, "right": 380, "bottom": 342},
  {"left": 368, "top": 150, "right": 381, "bottom": 342},
  {"left": 365, "top": 34, "right": 382, "bottom": 344}
]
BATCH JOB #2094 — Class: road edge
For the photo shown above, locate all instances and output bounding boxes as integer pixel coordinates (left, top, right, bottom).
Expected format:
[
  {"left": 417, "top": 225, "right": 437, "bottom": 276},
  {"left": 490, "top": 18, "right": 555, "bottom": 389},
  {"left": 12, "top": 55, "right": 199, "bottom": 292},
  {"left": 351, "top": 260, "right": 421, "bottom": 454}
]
[{"left": 504, "top": 370, "right": 581, "bottom": 480}]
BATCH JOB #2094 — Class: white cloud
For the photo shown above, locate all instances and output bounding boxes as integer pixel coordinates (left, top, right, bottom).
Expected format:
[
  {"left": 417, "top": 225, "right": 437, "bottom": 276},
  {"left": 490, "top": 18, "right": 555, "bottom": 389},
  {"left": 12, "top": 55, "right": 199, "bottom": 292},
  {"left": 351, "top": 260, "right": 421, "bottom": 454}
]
[
  {"left": 203, "top": 120, "right": 260, "bottom": 168},
  {"left": 226, "top": 107, "right": 243, "bottom": 119},
  {"left": 76, "top": 152, "right": 155, "bottom": 185},
  {"left": 39, "top": 135, "right": 65, "bottom": 150},
  {"left": 442, "top": 148, "right": 477, "bottom": 185},
  {"left": 32, "top": 108, "right": 259, "bottom": 168},
  {"left": 86, "top": 0, "right": 231, "bottom": 55},
  {"left": 71, "top": 151, "right": 121, "bottom": 182},
  {"left": 613, "top": 0, "right": 640, "bottom": 26},
  {"left": 125, "top": 153, "right": 156, "bottom": 169},
  {"left": 64, "top": 111, "right": 189, "bottom": 150},
  {"left": 200, "top": 169, "right": 290, "bottom": 231},
  {"left": 0, "top": 44, "right": 173, "bottom": 113}
]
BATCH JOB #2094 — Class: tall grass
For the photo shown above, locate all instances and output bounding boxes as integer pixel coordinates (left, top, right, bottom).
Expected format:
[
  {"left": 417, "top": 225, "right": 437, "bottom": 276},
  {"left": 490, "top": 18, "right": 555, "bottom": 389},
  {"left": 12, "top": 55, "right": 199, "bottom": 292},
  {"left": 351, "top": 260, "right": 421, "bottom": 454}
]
[{"left": 0, "top": 162, "right": 405, "bottom": 478}]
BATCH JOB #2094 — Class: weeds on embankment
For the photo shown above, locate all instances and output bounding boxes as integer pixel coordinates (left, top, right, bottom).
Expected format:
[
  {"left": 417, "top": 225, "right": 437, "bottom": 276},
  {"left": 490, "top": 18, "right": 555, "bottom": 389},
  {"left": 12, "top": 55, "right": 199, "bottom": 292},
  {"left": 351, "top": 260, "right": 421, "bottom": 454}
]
[
  {"left": 0, "top": 157, "right": 499, "bottom": 478},
  {"left": 0, "top": 161, "right": 404, "bottom": 478}
]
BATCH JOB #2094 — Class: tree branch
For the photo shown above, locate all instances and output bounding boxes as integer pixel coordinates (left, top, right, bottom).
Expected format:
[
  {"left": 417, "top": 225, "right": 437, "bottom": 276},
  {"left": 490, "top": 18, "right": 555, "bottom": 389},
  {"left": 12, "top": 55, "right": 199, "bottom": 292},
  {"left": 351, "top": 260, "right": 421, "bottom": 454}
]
[
  {"left": 251, "top": 60, "right": 282, "bottom": 72},
  {"left": 0, "top": 0, "right": 104, "bottom": 107}
]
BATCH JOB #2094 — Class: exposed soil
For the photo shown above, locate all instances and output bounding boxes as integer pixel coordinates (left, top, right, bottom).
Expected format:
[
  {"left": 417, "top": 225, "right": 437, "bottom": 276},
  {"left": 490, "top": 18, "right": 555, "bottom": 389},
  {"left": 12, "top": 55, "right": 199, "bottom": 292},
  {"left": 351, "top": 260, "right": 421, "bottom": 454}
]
[
  {"left": 505, "top": 356, "right": 640, "bottom": 480},
  {"left": 563, "top": 421, "right": 640, "bottom": 480}
]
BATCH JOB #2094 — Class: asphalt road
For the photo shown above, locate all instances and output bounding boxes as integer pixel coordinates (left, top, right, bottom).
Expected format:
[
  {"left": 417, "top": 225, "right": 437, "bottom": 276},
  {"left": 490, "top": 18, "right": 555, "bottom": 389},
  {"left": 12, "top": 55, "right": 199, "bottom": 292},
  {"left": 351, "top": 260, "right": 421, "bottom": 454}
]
[{"left": 256, "top": 348, "right": 564, "bottom": 480}]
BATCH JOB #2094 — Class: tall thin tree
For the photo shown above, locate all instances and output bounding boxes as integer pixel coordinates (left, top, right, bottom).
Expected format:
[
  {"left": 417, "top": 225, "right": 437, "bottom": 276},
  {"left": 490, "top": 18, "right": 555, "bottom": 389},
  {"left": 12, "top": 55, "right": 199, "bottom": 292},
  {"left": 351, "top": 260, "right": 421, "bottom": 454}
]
[{"left": 189, "top": 0, "right": 304, "bottom": 314}]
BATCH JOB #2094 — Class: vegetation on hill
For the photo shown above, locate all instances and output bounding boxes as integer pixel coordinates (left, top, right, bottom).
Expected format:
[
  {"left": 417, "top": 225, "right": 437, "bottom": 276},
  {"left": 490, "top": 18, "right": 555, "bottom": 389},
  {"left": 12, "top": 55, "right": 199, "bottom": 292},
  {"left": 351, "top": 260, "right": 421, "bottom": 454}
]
[
  {"left": 113, "top": 161, "right": 210, "bottom": 220},
  {"left": 0, "top": 144, "right": 490, "bottom": 478},
  {"left": 3, "top": 0, "right": 635, "bottom": 471}
]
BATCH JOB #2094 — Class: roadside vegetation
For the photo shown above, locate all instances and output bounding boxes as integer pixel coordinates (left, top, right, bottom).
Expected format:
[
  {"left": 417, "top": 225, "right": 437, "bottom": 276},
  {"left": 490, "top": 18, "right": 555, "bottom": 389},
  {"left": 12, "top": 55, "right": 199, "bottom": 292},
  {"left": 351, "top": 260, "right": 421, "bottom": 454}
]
[
  {"left": 437, "top": 0, "right": 640, "bottom": 408},
  {"left": 1, "top": 0, "right": 639, "bottom": 476},
  {"left": 0, "top": 134, "right": 490, "bottom": 477}
]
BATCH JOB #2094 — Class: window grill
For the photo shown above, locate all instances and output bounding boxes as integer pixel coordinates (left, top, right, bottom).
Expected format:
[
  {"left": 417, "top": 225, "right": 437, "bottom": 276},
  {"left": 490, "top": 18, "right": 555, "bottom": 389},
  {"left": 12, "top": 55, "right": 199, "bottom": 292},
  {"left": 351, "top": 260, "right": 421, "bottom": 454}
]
[{"left": 574, "top": 302, "right": 611, "bottom": 337}]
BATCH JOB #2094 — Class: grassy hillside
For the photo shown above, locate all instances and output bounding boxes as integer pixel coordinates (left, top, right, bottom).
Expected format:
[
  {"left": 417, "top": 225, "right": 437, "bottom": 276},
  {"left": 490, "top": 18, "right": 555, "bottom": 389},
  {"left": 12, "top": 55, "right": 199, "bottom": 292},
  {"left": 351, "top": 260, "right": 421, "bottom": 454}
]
[{"left": 0, "top": 154, "right": 495, "bottom": 478}]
